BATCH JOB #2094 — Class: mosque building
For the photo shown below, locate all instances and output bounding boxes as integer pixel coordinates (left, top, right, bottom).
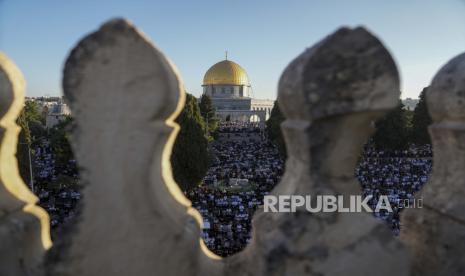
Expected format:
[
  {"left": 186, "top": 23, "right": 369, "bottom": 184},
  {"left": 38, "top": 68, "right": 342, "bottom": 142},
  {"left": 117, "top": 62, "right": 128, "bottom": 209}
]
[{"left": 202, "top": 57, "right": 274, "bottom": 124}]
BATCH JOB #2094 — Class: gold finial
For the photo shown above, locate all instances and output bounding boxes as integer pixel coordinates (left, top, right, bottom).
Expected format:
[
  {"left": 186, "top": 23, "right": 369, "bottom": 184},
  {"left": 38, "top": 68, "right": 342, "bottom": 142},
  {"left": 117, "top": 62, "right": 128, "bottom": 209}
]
[{"left": 225, "top": 50, "right": 228, "bottom": 60}]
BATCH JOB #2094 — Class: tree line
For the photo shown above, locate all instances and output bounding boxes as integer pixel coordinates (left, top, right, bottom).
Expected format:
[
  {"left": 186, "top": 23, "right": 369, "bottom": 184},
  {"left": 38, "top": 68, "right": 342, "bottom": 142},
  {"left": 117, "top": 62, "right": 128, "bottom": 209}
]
[
  {"left": 266, "top": 88, "right": 433, "bottom": 157},
  {"left": 16, "top": 101, "right": 74, "bottom": 189},
  {"left": 17, "top": 87, "right": 431, "bottom": 194},
  {"left": 16, "top": 93, "right": 219, "bottom": 192}
]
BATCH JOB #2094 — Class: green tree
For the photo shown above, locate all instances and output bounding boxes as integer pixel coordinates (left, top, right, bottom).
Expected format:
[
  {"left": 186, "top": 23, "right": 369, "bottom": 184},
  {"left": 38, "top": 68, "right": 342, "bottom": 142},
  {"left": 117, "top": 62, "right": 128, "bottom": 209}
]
[
  {"left": 23, "top": 101, "right": 45, "bottom": 125},
  {"left": 16, "top": 101, "right": 46, "bottom": 184},
  {"left": 17, "top": 101, "right": 46, "bottom": 142},
  {"left": 16, "top": 114, "right": 33, "bottom": 185},
  {"left": 171, "top": 93, "right": 209, "bottom": 192},
  {"left": 411, "top": 88, "right": 432, "bottom": 145},
  {"left": 49, "top": 116, "right": 74, "bottom": 170},
  {"left": 199, "top": 94, "right": 218, "bottom": 137},
  {"left": 266, "top": 101, "right": 286, "bottom": 157},
  {"left": 372, "top": 100, "right": 410, "bottom": 150}
]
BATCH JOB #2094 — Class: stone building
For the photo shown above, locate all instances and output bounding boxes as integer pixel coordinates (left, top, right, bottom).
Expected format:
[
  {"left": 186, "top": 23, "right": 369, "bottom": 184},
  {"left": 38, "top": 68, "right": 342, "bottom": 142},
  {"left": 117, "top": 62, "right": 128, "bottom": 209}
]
[
  {"left": 202, "top": 58, "right": 274, "bottom": 123},
  {"left": 45, "top": 99, "right": 71, "bottom": 128},
  {"left": 2, "top": 19, "right": 465, "bottom": 276},
  {"left": 24, "top": 96, "right": 71, "bottom": 128}
]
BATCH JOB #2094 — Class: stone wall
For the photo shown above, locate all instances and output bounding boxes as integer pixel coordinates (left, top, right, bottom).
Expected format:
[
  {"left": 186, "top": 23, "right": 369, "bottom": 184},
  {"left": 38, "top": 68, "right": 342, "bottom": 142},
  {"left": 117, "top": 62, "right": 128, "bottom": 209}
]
[{"left": 0, "top": 18, "right": 464, "bottom": 276}]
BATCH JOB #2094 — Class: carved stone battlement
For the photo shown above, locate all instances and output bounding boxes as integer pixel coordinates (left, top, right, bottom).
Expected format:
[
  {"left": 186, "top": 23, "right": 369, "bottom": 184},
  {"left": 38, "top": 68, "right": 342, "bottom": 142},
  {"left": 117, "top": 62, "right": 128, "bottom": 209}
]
[{"left": 0, "top": 19, "right": 464, "bottom": 276}]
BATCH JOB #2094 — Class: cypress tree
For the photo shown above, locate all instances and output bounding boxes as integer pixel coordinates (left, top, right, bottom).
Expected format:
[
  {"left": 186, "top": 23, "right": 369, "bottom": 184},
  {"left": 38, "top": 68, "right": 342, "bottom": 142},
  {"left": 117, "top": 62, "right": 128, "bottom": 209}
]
[
  {"left": 49, "top": 116, "right": 74, "bottom": 170},
  {"left": 411, "top": 87, "right": 432, "bottom": 145},
  {"left": 372, "top": 100, "right": 410, "bottom": 150},
  {"left": 171, "top": 93, "right": 209, "bottom": 192},
  {"left": 266, "top": 101, "right": 286, "bottom": 157},
  {"left": 199, "top": 94, "right": 218, "bottom": 135}
]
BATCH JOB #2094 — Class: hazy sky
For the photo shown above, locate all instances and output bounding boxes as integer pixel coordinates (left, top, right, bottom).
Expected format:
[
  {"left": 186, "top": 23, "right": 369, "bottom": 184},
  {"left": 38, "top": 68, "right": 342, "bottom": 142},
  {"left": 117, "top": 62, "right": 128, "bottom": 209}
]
[{"left": 1, "top": 0, "right": 464, "bottom": 99}]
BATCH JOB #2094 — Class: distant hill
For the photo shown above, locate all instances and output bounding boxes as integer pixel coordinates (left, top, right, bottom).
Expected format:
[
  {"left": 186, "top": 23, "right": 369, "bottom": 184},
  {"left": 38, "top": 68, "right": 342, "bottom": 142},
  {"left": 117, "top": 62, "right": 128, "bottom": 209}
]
[{"left": 402, "top": 98, "right": 419, "bottom": 110}]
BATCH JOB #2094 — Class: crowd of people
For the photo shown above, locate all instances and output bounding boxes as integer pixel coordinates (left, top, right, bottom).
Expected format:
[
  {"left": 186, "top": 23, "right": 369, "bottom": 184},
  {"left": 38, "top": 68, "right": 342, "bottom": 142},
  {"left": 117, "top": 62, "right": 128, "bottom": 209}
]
[
  {"left": 32, "top": 140, "right": 80, "bottom": 231},
  {"left": 28, "top": 121, "right": 433, "bottom": 256},
  {"left": 216, "top": 121, "right": 261, "bottom": 133},
  {"left": 363, "top": 144, "right": 432, "bottom": 158},
  {"left": 186, "top": 123, "right": 433, "bottom": 255},
  {"left": 203, "top": 123, "right": 282, "bottom": 186},
  {"left": 187, "top": 122, "right": 284, "bottom": 256},
  {"left": 187, "top": 187, "right": 262, "bottom": 256},
  {"left": 356, "top": 144, "right": 432, "bottom": 235}
]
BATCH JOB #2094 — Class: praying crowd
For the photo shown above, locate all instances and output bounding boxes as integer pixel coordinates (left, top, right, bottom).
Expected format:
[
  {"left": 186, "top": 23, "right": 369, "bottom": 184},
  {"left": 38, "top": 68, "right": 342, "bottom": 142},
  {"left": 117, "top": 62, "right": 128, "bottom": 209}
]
[
  {"left": 32, "top": 140, "right": 80, "bottom": 231},
  {"left": 28, "top": 121, "right": 433, "bottom": 256},
  {"left": 356, "top": 144, "right": 432, "bottom": 235},
  {"left": 204, "top": 123, "right": 282, "bottom": 186},
  {"left": 186, "top": 123, "right": 433, "bottom": 255},
  {"left": 216, "top": 121, "right": 261, "bottom": 133},
  {"left": 363, "top": 144, "right": 432, "bottom": 158},
  {"left": 187, "top": 122, "right": 284, "bottom": 256}
]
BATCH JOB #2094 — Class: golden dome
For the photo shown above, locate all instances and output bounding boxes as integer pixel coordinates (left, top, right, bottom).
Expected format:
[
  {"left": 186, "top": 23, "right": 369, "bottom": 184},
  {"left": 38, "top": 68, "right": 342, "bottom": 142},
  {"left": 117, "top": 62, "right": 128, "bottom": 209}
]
[{"left": 203, "top": 60, "right": 250, "bottom": 86}]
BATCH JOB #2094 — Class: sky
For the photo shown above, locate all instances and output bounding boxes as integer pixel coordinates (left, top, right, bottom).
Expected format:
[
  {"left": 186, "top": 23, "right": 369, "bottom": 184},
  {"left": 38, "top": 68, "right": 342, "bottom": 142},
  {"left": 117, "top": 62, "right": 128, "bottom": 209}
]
[{"left": 1, "top": 0, "right": 464, "bottom": 100}]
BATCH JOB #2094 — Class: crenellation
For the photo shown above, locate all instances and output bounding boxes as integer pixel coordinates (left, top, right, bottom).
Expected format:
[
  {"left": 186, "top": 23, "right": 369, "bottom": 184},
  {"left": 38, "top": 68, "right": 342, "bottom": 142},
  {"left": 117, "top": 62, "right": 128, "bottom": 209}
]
[
  {"left": 401, "top": 52, "right": 465, "bottom": 276},
  {"left": 0, "top": 17, "right": 464, "bottom": 276},
  {"left": 0, "top": 52, "right": 51, "bottom": 276}
]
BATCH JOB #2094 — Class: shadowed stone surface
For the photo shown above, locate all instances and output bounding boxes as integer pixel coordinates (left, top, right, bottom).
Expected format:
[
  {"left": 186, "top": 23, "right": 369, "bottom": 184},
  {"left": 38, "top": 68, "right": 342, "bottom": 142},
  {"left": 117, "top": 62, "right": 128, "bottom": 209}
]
[
  {"left": 226, "top": 27, "right": 409, "bottom": 276},
  {"left": 0, "top": 52, "right": 51, "bottom": 276},
  {"left": 3, "top": 18, "right": 464, "bottom": 275},
  {"left": 401, "top": 53, "right": 465, "bottom": 276},
  {"left": 48, "top": 19, "right": 220, "bottom": 276}
]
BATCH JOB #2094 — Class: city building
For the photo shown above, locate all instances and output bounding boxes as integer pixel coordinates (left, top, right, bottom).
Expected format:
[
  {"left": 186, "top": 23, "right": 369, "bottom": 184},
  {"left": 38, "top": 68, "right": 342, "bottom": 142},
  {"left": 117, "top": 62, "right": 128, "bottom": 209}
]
[
  {"left": 27, "top": 96, "right": 71, "bottom": 128},
  {"left": 45, "top": 100, "right": 71, "bottom": 128},
  {"left": 202, "top": 58, "right": 274, "bottom": 124}
]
